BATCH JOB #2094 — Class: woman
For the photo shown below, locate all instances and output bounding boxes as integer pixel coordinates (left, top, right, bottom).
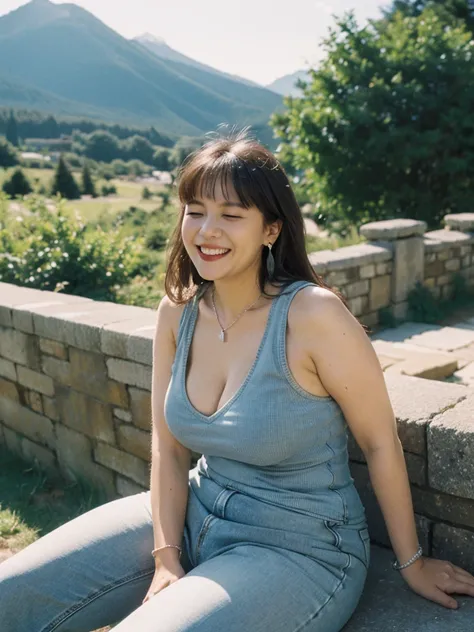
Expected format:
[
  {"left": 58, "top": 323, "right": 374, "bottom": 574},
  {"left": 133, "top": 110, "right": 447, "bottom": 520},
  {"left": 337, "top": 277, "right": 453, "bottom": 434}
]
[{"left": 1, "top": 128, "right": 473, "bottom": 632}]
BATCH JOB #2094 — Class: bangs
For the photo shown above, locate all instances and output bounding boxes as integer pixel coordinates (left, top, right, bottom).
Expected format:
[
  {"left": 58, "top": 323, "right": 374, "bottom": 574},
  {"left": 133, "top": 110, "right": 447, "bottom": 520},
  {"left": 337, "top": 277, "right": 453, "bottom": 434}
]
[{"left": 177, "top": 152, "right": 259, "bottom": 210}]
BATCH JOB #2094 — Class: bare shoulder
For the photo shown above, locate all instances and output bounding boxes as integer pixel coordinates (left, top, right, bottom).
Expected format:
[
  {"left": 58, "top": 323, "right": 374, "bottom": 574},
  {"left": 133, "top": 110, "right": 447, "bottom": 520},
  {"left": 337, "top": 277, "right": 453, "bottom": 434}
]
[
  {"left": 289, "top": 284, "right": 347, "bottom": 324},
  {"left": 157, "top": 294, "right": 187, "bottom": 347}
]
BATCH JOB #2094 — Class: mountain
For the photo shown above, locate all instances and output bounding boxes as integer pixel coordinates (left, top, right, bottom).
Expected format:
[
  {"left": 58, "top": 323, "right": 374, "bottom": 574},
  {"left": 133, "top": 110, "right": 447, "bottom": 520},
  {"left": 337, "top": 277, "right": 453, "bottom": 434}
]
[
  {"left": 266, "top": 70, "right": 311, "bottom": 97},
  {"left": 134, "top": 33, "right": 260, "bottom": 89},
  {"left": 0, "top": 0, "right": 283, "bottom": 139}
]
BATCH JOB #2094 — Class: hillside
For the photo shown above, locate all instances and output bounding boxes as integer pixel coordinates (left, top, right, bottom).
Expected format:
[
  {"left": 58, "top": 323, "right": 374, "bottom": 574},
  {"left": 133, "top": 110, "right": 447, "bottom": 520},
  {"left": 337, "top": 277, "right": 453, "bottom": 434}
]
[
  {"left": 0, "top": 0, "right": 283, "bottom": 138},
  {"left": 266, "top": 70, "right": 311, "bottom": 97},
  {"left": 134, "top": 33, "right": 259, "bottom": 88}
]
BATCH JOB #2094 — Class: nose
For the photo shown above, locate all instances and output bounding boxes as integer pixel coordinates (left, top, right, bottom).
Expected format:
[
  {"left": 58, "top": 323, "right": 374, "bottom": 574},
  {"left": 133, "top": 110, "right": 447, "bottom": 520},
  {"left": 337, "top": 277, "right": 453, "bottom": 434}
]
[{"left": 199, "top": 215, "right": 222, "bottom": 238}]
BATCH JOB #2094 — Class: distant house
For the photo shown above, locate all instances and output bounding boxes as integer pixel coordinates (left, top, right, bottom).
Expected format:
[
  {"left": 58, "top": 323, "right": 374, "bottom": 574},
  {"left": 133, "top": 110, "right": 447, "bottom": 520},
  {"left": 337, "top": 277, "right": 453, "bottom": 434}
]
[
  {"left": 25, "top": 136, "right": 72, "bottom": 153},
  {"left": 152, "top": 170, "right": 172, "bottom": 184},
  {"left": 20, "top": 152, "right": 51, "bottom": 162}
]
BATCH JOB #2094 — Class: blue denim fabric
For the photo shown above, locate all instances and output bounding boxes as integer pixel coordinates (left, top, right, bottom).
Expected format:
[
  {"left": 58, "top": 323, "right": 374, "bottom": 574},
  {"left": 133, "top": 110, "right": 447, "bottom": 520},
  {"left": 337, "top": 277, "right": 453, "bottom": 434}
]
[{"left": 0, "top": 280, "right": 370, "bottom": 630}]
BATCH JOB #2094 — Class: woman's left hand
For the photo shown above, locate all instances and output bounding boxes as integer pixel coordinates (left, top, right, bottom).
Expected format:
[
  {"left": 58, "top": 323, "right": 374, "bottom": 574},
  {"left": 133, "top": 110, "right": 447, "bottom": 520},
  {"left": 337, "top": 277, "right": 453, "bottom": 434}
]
[{"left": 400, "top": 557, "right": 474, "bottom": 609}]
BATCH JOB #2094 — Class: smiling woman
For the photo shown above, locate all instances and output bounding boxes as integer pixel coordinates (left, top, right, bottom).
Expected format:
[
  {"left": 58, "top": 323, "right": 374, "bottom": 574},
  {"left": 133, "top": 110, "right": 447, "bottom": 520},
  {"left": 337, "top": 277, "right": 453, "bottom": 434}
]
[{"left": 1, "top": 126, "right": 474, "bottom": 632}]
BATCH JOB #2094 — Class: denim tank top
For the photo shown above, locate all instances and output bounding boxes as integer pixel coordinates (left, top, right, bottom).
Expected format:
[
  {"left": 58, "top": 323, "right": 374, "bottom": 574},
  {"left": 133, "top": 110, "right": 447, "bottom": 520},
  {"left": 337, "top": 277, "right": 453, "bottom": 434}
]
[{"left": 164, "top": 279, "right": 366, "bottom": 525}]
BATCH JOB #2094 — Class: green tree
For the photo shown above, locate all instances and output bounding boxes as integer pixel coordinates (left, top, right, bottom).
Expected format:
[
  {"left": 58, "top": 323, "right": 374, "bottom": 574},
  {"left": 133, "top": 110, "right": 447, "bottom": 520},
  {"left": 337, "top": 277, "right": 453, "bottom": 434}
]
[
  {"left": 84, "top": 130, "right": 121, "bottom": 162},
  {"left": 81, "top": 162, "right": 96, "bottom": 197},
  {"left": 153, "top": 147, "right": 171, "bottom": 171},
  {"left": 271, "top": 7, "right": 474, "bottom": 232},
  {"left": 6, "top": 111, "right": 19, "bottom": 147},
  {"left": 51, "top": 155, "right": 81, "bottom": 200},
  {"left": 0, "top": 138, "right": 18, "bottom": 168},
  {"left": 2, "top": 168, "right": 32, "bottom": 197},
  {"left": 385, "top": 1, "right": 474, "bottom": 31},
  {"left": 123, "top": 135, "right": 155, "bottom": 165}
]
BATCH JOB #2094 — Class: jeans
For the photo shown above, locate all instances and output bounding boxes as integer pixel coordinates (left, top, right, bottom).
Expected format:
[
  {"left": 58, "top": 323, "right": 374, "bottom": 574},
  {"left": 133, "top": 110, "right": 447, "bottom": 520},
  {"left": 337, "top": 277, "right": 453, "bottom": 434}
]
[{"left": 0, "top": 468, "right": 369, "bottom": 632}]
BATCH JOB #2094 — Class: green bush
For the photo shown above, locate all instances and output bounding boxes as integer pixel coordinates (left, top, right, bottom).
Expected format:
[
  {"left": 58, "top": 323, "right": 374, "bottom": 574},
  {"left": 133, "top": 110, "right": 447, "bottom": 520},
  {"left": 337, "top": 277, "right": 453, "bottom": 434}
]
[
  {"left": 0, "top": 196, "right": 144, "bottom": 301},
  {"left": 101, "top": 183, "right": 117, "bottom": 197}
]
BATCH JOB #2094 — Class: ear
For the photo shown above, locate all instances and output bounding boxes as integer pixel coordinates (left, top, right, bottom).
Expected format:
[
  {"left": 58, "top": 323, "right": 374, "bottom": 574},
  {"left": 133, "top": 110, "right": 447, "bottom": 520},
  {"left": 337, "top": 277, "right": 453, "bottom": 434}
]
[{"left": 265, "top": 219, "right": 282, "bottom": 244}]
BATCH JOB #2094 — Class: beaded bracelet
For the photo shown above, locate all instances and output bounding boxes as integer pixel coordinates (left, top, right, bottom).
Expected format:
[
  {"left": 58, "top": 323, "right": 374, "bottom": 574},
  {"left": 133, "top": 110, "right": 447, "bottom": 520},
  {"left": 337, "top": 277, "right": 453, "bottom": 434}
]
[
  {"left": 152, "top": 544, "right": 182, "bottom": 559},
  {"left": 392, "top": 545, "right": 423, "bottom": 571}
]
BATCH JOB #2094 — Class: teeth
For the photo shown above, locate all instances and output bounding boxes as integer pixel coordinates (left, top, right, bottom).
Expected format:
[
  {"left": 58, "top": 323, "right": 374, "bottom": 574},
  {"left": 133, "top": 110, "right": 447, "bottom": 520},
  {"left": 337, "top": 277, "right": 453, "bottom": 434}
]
[{"left": 200, "top": 247, "right": 229, "bottom": 255}]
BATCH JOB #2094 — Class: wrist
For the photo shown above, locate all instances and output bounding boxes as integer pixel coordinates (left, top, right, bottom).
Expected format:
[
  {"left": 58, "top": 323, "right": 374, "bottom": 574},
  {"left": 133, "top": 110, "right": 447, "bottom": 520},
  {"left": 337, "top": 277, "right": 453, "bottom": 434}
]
[{"left": 400, "top": 556, "right": 424, "bottom": 577}]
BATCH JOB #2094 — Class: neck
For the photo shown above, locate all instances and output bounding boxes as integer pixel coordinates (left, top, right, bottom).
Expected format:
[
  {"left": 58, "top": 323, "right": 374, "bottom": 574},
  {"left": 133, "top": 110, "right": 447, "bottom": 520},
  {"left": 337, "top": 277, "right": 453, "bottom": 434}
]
[{"left": 208, "top": 276, "right": 265, "bottom": 324}]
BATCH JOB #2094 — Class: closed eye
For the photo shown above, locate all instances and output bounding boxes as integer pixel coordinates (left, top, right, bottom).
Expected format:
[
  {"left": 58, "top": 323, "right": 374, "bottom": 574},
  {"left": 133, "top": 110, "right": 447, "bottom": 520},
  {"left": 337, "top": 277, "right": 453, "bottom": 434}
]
[{"left": 186, "top": 212, "right": 241, "bottom": 219}]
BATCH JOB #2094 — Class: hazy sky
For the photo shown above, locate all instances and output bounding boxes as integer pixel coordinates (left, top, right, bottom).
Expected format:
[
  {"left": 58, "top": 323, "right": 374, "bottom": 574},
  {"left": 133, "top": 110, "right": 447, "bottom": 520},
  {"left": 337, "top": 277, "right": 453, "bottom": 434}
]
[{"left": 1, "top": 0, "right": 389, "bottom": 84}]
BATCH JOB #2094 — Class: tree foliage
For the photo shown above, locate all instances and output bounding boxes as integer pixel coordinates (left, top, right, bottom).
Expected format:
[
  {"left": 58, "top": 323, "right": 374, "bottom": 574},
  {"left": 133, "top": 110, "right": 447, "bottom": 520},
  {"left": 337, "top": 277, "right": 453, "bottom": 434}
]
[
  {"left": 271, "top": 6, "right": 474, "bottom": 231},
  {"left": 0, "top": 138, "right": 18, "bottom": 168},
  {"left": 81, "top": 162, "right": 96, "bottom": 197},
  {"left": 2, "top": 168, "right": 32, "bottom": 197},
  {"left": 6, "top": 111, "right": 19, "bottom": 147},
  {"left": 51, "top": 155, "right": 81, "bottom": 199}
]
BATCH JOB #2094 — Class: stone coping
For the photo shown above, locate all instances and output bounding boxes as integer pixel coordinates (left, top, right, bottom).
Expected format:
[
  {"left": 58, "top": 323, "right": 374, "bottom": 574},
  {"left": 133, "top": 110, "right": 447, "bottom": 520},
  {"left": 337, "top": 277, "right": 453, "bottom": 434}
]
[
  {"left": 0, "top": 282, "right": 157, "bottom": 366},
  {"left": 444, "top": 213, "right": 474, "bottom": 232},
  {"left": 359, "top": 218, "right": 427, "bottom": 241},
  {"left": 424, "top": 229, "right": 474, "bottom": 253},
  {"left": 308, "top": 242, "right": 392, "bottom": 272}
]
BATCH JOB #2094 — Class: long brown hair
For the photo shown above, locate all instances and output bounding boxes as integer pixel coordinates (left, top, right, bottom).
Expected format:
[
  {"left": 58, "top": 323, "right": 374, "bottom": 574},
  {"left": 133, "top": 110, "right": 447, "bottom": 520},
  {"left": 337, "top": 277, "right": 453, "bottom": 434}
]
[{"left": 164, "top": 127, "right": 368, "bottom": 331}]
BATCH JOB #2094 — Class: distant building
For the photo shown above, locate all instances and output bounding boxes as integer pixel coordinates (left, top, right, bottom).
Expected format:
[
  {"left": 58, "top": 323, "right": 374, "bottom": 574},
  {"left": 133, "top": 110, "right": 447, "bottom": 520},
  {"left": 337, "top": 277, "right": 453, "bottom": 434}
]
[
  {"left": 25, "top": 136, "right": 72, "bottom": 153},
  {"left": 20, "top": 152, "right": 51, "bottom": 162},
  {"left": 152, "top": 170, "right": 172, "bottom": 184}
]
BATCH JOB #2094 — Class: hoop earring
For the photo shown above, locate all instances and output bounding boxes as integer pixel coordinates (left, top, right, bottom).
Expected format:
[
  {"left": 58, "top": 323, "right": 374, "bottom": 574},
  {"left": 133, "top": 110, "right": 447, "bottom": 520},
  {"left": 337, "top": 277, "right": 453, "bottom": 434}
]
[{"left": 266, "top": 243, "right": 275, "bottom": 280}]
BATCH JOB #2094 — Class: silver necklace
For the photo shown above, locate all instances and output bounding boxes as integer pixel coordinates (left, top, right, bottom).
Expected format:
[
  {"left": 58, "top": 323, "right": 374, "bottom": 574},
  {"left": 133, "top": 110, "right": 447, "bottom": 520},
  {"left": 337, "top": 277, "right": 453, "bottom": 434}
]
[{"left": 211, "top": 286, "right": 263, "bottom": 343}]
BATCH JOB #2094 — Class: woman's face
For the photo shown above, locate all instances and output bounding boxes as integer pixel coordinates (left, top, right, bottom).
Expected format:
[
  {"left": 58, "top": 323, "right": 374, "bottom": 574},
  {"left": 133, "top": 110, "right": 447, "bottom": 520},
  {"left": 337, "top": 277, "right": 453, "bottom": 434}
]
[{"left": 181, "top": 177, "right": 276, "bottom": 282}]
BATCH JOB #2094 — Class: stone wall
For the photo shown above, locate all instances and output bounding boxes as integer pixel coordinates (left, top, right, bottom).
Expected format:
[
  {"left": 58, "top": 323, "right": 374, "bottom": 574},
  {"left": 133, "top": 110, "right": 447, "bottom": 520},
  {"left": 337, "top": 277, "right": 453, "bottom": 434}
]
[
  {"left": 310, "top": 213, "right": 474, "bottom": 328},
  {"left": 1, "top": 213, "right": 474, "bottom": 569}
]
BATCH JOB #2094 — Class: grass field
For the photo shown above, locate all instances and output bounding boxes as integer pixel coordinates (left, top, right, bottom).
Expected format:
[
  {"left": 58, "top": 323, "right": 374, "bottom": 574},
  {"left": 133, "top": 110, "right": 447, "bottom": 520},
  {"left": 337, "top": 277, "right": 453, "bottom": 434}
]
[
  {"left": 0, "top": 446, "right": 114, "bottom": 630},
  {"left": 2, "top": 167, "right": 167, "bottom": 221}
]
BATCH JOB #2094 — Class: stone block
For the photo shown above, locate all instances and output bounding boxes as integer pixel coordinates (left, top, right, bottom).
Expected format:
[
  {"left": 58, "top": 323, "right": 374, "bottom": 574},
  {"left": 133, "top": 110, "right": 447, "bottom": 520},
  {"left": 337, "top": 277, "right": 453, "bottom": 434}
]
[
  {"left": 114, "top": 408, "right": 132, "bottom": 423},
  {"left": 428, "top": 395, "right": 474, "bottom": 500},
  {"left": 101, "top": 315, "right": 156, "bottom": 366},
  {"left": 56, "top": 424, "right": 115, "bottom": 498},
  {"left": 410, "top": 325, "right": 474, "bottom": 352},
  {"left": 392, "top": 237, "right": 425, "bottom": 303},
  {"left": 0, "top": 327, "right": 40, "bottom": 369},
  {"left": 383, "top": 373, "right": 467, "bottom": 455},
  {"left": 55, "top": 386, "right": 115, "bottom": 445},
  {"left": 0, "top": 377, "right": 19, "bottom": 402},
  {"left": 358, "top": 311, "right": 379, "bottom": 328},
  {"left": 437, "top": 249, "right": 450, "bottom": 261},
  {"left": 17, "top": 366, "right": 54, "bottom": 396},
  {"left": 21, "top": 437, "right": 57, "bottom": 473},
  {"left": 359, "top": 264, "right": 376, "bottom": 279},
  {"left": 39, "top": 338, "right": 68, "bottom": 360},
  {"left": 411, "top": 487, "right": 474, "bottom": 530},
  {"left": 343, "top": 280, "right": 370, "bottom": 299},
  {"left": 347, "top": 295, "right": 368, "bottom": 317},
  {"left": 360, "top": 218, "right": 426, "bottom": 241},
  {"left": 424, "top": 253, "right": 437, "bottom": 264},
  {"left": 462, "top": 255, "right": 471, "bottom": 268},
  {"left": 43, "top": 395, "right": 59, "bottom": 421},
  {"left": 26, "top": 390, "right": 43, "bottom": 414},
  {"left": 41, "top": 356, "right": 72, "bottom": 385},
  {"left": 116, "top": 476, "right": 147, "bottom": 497},
  {"left": 324, "top": 269, "right": 349, "bottom": 287},
  {"left": 117, "top": 424, "right": 151, "bottom": 461},
  {"left": 445, "top": 258, "right": 461, "bottom": 272},
  {"left": 422, "top": 278, "right": 436, "bottom": 289},
  {"left": 0, "top": 396, "right": 55, "bottom": 448},
  {"left": 3, "top": 426, "right": 22, "bottom": 455},
  {"left": 444, "top": 212, "right": 474, "bottom": 232},
  {"left": 424, "top": 260, "right": 445, "bottom": 278},
  {"left": 94, "top": 442, "right": 149, "bottom": 487},
  {"left": 369, "top": 275, "right": 391, "bottom": 311},
  {"left": 309, "top": 243, "right": 392, "bottom": 273},
  {"left": 0, "top": 358, "right": 16, "bottom": 382},
  {"left": 68, "top": 348, "right": 128, "bottom": 407},
  {"left": 433, "top": 523, "right": 474, "bottom": 575},
  {"left": 129, "top": 387, "right": 152, "bottom": 431},
  {"left": 383, "top": 354, "right": 458, "bottom": 381},
  {"left": 106, "top": 359, "right": 152, "bottom": 391},
  {"left": 32, "top": 301, "right": 151, "bottom": 352}
]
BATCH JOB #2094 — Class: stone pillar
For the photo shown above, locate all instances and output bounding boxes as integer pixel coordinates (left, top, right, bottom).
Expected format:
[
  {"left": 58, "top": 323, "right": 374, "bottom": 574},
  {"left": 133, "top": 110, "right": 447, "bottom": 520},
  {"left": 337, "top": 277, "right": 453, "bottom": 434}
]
[
  {"left": 359, "top": 219, "right": 427, "bottom": 321},
  {"left": 444, "top": 213, "right": 474, "bottom": 233}
]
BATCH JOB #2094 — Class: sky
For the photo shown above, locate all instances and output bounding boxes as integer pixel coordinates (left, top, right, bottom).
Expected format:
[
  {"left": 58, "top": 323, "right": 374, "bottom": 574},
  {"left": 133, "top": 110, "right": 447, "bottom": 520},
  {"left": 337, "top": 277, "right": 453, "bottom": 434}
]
[{"left": 0, "top": 0, "right": 389, "bottom": 85}]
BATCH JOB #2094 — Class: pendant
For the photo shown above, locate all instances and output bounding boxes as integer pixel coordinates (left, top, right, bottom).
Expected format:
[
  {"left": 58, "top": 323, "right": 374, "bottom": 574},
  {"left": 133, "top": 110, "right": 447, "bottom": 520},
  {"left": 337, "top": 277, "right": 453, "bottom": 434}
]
[{"left": 219, "top": 329, "right": 226, "bottom": 343}]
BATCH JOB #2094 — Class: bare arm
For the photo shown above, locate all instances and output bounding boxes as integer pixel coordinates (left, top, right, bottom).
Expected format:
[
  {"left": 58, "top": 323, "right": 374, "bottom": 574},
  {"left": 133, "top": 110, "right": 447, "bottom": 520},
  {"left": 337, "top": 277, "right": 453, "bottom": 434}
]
[
  {"left": 298, "top": 286, "right": 474, "bottom": 608},
  {"left": 149, "top": 295, "right": 192, "bottom": 569}
]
